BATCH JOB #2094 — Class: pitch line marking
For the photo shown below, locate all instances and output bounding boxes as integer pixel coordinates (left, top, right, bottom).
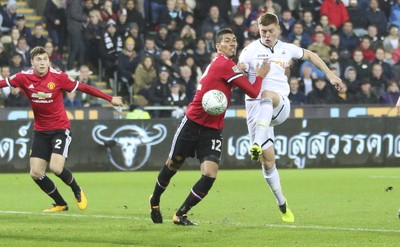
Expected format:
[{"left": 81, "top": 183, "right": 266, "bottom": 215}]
[{"left": 0, "top": 210, "right": 399, "bottom": 233}]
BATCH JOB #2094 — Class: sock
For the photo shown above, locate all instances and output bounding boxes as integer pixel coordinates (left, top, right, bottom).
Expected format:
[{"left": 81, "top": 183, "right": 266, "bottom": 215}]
[
  {"left": 34, "top": 175, "right": 67, "bottom": 206},
  {"left": 55, "top": 167, "right": 80, "bottom": 195},
  {"left": 262, "top": 165, "right": 286, "bottom": 207},
  {"left": 175, "top": 175, "right": 216, "bottom": 216},
  {"left": 151, "top": 165, "right": 177, "bottom": 205},
  {"left": 254, "top": 98, "right": 273, "bottom": 146}
]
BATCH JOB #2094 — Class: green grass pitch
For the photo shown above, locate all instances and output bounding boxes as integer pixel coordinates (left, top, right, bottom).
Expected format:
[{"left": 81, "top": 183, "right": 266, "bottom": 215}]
[{"left": 0, "top": 168, "right": 399, "bottom": 246}]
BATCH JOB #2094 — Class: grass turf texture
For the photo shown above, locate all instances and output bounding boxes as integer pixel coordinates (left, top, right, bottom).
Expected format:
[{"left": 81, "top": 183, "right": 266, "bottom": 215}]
[{"left": 0, "top": 168, "right": 399, "bottom": 246}]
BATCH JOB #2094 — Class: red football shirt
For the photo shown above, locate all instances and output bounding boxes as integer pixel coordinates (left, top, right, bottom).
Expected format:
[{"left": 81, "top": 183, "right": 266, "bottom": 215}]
[
  {"left": 186, "top": 53, "right": 262, "bottom": 130},
  {"left": 1, "top": 67, "right": 111, "bottom": 131}
]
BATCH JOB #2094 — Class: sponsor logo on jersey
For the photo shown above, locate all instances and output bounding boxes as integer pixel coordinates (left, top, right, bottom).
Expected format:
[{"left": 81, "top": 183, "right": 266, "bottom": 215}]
[
  {"left": 32, "top": 92, "right": 52, "bottom": 99},
  {"left": 47, "top": 82, "right": 55, "bottom": 90},
  {"left": 232, "top": 65, "right": 242, "bottom": 73},
  {"left": 257, "top": 54, "right": 269, "bottom": 58}
]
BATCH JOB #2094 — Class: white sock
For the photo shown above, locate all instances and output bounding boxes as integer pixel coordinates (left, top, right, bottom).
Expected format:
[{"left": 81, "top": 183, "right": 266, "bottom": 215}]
[
  {"left": 262, "top": 165, "right": 286, "bottom": 206},
  {"left": 254, "top": 98, "right": 272, "bottom": 146}
]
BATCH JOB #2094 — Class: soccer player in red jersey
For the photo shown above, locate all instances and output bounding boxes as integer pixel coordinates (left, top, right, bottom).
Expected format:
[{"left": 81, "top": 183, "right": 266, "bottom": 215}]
[
  {"left": 149, "top": 28, "right": 271, "bottom": 225},
  {"left": 0, "top": 46, "right": 123, "bottom": 212}
]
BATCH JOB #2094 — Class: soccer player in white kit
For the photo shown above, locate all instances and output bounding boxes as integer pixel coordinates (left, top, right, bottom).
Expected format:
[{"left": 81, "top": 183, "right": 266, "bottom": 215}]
[{"left": 239, "top": 13, "right": 344, "bottom": 222}]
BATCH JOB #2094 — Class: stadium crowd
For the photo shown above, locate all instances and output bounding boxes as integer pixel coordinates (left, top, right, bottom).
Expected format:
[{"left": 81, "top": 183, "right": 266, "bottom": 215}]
[{"left": 0, "top": 0, "right": 400, "bottom": 118}]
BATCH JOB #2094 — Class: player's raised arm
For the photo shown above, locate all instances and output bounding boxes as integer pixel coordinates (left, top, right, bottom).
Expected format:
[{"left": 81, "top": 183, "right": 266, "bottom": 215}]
[
  {"left": 303, "top": 49, "right": 344, "bottom": 91},
  {"left": 76, "top": 82, "right": 123, "bottom": 106}
]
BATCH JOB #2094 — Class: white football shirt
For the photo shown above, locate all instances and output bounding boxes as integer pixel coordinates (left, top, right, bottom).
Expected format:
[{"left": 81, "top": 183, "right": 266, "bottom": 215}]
[{"left": 239, "top": 39, "right": 304, "bottom": 97}]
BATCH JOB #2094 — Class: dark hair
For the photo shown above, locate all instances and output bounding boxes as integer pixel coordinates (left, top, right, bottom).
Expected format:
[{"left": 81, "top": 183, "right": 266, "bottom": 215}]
[
  {"left": 215, "top": 28, "right": 234, "bottom": 43},
  {"left": 30, "top": 46, "right": 47, "bottom": 59}
]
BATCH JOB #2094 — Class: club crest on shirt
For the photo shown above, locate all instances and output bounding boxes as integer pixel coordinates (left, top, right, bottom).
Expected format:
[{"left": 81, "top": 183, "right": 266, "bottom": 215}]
[
  {"left": 232, "top": 65, "right": 242, "bottom": 73},
  {"left": 47, "top": 82, "right": 56, "bottom": 90}
]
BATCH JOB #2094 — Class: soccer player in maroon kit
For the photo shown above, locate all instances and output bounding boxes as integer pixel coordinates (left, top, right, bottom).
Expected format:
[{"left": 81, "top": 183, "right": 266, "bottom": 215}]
[
  {"left": 149, "top": 28, "right": 271, "bottom": 225},
  {"left": 0, "top": 46, "right": 123, "bottom": 212}
]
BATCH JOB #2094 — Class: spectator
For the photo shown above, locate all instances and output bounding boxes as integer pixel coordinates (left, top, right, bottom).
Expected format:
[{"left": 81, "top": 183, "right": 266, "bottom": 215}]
[
  {"left": 183, "top": 54, "right": 202, "bottom": 83},
  {"left": 383, "top": 25, "right": 400, "bottom": 53},
  {"left": 230, "top": 13, "right": 246, "bottom": 50},
  {"left": 336, "top": 81, "right": 354, "bottom": 104},
  {"left": 200, "top": 5, "right": 227, "bottom": 36},
  {"left": 83, "top": 0, "right": 96, "bottom": 16},
  {"left": 343, "top": 66, "right": 360, "bottom": 96},
  {"left": 389, "top": 0, "right": 400, "bottom": 30},
  {"left": 148, "top": 66, "right": 175, "bottom": 118},
  {"left": 354, "top": 80, "right": 379, "bottom": 104},
  {"left": 258, "top": 0, "right": 282, "bottom": 18},
  {"left": 116, "top": 8, "right": 129, "bottom": 37},
  {"left": 319, "top": 14, "right": 336, "bottom": 35},
  {"left": 307, "top": 77, "right": 338, "bottom": 104},
  {"left": 0, "top": 65, "right": 11, "bottom": 101},
  {"left": 155, "top": 24, "right": 175, "bottom": 50},
  {"left": 5, "top": 86, "right": 29, "bottom": 107},
  {"left": 9, "top": 53, "right": 24, "bottom": 75},
  {"left": 298, "top": 63, "right": 316, "bottom": 95},
  {"left": 138, "top": 35, "right": 161, "bottom": 63},
  {"left": 193, "top": 38, "right": 210, "bottom": 70},
  {"left": 66, "top": 0, "right": 87, "bottom": 71},
  {"left": 13, "top": 37, "right": 31, "bottom": 68},
  {"left": 159, "top": 0, "right": 182, "bottom": 35},
  {"left": 347, "top": 0, "right": 368, "bottom": 37},
  {"left": 358, "top": 35, "right": 375, "bottom": 62},
  {"left": 44, "top": 0, "right": 67, "bottom": 53},
  {"left": 44, "top": 41, "right": 64, "bottom": 70},
  {"left": 328, "top": 49, "right": 343, "bottom": 77},
  {"left": 15, "top": 14, "right": 32, "bottom": 40},
  {"left": 125, "top": 22, "right": 144, "bottom": 53},
  {"left": 203, "top": 29, "right": 216, "bottom": 54},
  {"left": 370, "top": 63, "right": 389, "bottom": 97},
  {"left": 347, "top": 48, "right": 371, "bottom": 80},
  {"left": 300, "top": 10, "right": 316, "bottom": 36},
  {"left": 156, "top": 49, "right": 180, "bottom": 79},
  {"left": 380, "top": 80, "right": 400, "bottom": 105},
  {"left": 126, "top": 102, "right": 151, "bottom": 119},
  {"left": 308, "top": 31, "right": 331, "bottom": 63},
  {"left": 117, "top": 37, "right": 139, "bottom": 99},
  {"left": 0, "top": 2, "right": 18, "bottom": 35},
  {"left": 180, "top": 24, "right": 197, "bottom": 51},
  {"left": 166, "top": 81, "right": 188, "bottom": 118},
  {"left": 367, "top": 24, "right": 383, "bottom": 50},
  {"left": 237, "top": 0, "right": 258, "bottom": 28},
  {"left": 144, "top": 0, "right": 166, "bottom": 29},
  {"left": 279, "top": 9, "right": 295, "bottom": 42},
  {"left": 371, "top": 46, "right": 392, "bottom": 80},
  {"left": 177, "top": 65, "right": 196, "bottom": 102},
  {"left": 0, "top": 43, "right": 8, "bottom": 67},
  {"left": 64, "top": 91, "right": 82, "bottom": 107},
  {"left": 298, "top": 0, "right": 322, "bottom": 21},
  {"left": 339, "top": 21, "right": 360, "bottom": 57},
  {"left": 365, "top": 0, "right": 388, "bottom": 37},
  {"left": 125, "top": 0, "right": 145, "bottom": 33},
  {"left": 99, "top": 19, "right": 123, "bottom": 87},
  {"left": 100, "top": 0, "right": 118, "bottom": 22},
  {"left": 133, "top": 55, "right": 157, "bottom": 98},
  {"left": 288, "top": 76, "right": 307, "bottom": 105},
  {"left": 288, "top": 22, "right": 313, "bottom": 49},
  {"left": 170, "top": 38, "right": 188, "bottom": 66},
  {"left": 83, "top": 9, "right": 105, "bottom": 72},
  {"left": 320, "top": 0, "right": 349, "bottom": 30},
  {"left": 75, "top": 64, "right": 99, "bottom": 107},
  {"left": 28, "top": 23, "right": 48, "bottom": 49}
]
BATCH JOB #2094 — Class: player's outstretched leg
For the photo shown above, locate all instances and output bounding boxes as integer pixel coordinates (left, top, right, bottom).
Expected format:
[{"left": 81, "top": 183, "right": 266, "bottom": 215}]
[
  {"left": 173, "top": 175, "right": 215, "bottom": 226},
  {"left": 149, "top": 165, "right": 177, "bottom": 223},
  {"left": 33, "top": 175, "right": 69, "bottom": 212},
  {"left": 56, "top": 167, "right": 87, "bottom": 210},
  {"left": 262, "top": 165, "right": 295, "bottom": 222}
]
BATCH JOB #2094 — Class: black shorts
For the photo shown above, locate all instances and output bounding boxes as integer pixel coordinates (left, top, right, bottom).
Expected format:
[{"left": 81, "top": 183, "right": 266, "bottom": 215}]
[
  {"left": 169, "top": 116, "right": 223, "bottom": 165},
  {"left": 30, "top": 129, "right": 72, "bottom": 162}
]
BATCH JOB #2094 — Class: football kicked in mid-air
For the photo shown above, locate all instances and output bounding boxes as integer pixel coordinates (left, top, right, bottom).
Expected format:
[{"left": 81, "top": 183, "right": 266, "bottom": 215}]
[{"left": 202, "top": 89, "right": 228, "bottom": 115}]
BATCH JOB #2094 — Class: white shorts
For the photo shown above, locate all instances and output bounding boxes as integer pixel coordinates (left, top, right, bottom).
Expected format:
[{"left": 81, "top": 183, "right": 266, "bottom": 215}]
[{"left": 245, "top": 94, "right": 290, "bottom": 150}]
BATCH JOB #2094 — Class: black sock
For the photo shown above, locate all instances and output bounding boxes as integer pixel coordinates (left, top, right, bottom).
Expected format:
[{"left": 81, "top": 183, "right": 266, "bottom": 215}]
[
  {"left": 176, "top": 175, "right": 216, "bottom": 216},
  {"left": 279, "top": 202, "right": 287, "bottom": 214},
  {"left": 55, "top": 167, "right": 80, "bottom": 194},
  {"left": 34, "top": 175, "right": 67, "bottom": 206},
  {"left": 151, "top": 165, "right": 177, "bottom": 205}
]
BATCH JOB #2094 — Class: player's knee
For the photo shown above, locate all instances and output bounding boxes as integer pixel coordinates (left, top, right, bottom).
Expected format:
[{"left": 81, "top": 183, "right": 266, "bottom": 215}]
[
  {"left": 167, "top": 158, "right": 183, "bottom": 170},
  {"left": 200, "top": 155, "right": 220, "bottom": 165},
  {"left": 29, "top": 170, "right": 43, "bottom": 180}
]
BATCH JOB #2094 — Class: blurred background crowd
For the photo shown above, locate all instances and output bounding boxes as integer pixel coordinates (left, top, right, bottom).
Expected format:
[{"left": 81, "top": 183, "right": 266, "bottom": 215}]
[{"left": 0, "top": 0, "right": 400, "bottom": 119}]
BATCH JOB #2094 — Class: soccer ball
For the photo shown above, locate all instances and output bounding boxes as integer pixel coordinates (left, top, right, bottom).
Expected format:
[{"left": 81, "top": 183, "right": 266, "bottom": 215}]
[{"left": 202, "top": 89, "right": 228, "bottom": 115}]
